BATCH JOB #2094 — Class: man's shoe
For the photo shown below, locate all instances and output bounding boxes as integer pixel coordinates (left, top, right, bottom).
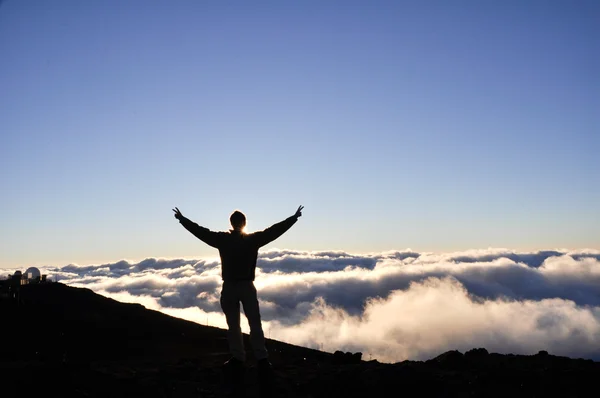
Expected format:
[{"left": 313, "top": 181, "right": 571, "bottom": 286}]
[
  {"left": 224, "top": 357, "right": 245, "bottom": 369},
  {"left": 257, "top": 358, "right": 272, "bottom": 370},
  {"left": 257, "top": 359, "right": 274, "bottom": 397},
  {"left": 223, "top": 357, "right": 245, "bottom": 396}
]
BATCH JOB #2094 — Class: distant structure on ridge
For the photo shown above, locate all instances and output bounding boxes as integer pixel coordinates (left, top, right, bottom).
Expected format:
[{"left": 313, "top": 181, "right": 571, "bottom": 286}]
[{"left": 0, "top": 268, "right": 52, "bottom": 304}]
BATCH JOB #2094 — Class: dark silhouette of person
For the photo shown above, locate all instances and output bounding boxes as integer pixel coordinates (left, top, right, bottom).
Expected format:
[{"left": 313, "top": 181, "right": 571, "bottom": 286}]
[{"left": 172, "top": 205, "right": 303, "bottom": 372}]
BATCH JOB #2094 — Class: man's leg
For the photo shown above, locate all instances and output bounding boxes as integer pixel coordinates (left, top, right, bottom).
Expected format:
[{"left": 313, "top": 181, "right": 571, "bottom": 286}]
[
  {"left": 240, "top": 282, "right": 268, "bottom": 361},
  {"left": 240, "top": 282, "right": 274, "bottom": 397},
  {"left": 220, "top": 283, "right": 246, "bottom": 362}
]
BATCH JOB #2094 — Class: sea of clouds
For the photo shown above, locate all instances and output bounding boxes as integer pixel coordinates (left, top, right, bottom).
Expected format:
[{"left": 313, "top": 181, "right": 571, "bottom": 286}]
[{"left": 4, "top": 248, "right": 600, "bottom": 363}]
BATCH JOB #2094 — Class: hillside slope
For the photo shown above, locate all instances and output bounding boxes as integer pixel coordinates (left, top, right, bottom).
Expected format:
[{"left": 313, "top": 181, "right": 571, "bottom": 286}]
[{"left": 2, "top": 283, "right": 598, "bottom": 397}]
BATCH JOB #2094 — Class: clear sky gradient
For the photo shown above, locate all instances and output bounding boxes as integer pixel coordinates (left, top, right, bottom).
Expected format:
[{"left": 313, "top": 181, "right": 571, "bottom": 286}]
[{"left": 1, "top": 0, "right": 598, "bottom": 268}]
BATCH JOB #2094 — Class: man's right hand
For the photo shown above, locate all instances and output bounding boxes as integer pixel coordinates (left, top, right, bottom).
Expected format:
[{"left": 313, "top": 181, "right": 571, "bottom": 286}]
[
  {"left": 173, "top": 207, "right": 183, "bottom": 220},
  {"left": 294, "top": 205, "right": 304, "bottom": 218}
]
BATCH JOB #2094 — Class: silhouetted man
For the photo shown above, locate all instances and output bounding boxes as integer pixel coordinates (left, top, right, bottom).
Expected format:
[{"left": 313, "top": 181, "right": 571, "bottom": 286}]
[{"left": 172, "top": 206, "right": 303, "bottom": 372}]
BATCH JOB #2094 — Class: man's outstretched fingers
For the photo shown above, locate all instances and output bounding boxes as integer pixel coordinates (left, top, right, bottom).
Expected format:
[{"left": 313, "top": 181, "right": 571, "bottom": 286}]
[{"left": 173, "top": 207, "right": 182, "bottom": 219}]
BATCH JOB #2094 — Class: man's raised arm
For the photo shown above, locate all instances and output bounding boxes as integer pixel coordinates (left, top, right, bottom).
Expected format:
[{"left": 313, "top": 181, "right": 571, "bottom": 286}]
[
  {"left": 172, "top": 207, "right": 222, "bottom": 248},
  {"left": 253, "top": 205, "right": 304, "bottom": 248}
]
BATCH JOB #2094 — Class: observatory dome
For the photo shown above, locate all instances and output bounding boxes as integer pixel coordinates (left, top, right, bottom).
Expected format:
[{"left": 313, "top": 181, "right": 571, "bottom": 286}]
[{"left": 25, "top": 267, "right": 41, "bottom": 279}]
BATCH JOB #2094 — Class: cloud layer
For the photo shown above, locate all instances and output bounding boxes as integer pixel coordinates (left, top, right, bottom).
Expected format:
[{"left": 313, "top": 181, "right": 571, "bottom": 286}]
[{"left": 4, "top": 248, "right": 600, "bottom": 363}]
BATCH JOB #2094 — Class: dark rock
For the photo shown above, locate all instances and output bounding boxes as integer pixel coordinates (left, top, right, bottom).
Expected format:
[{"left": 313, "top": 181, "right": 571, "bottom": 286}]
[
  {"left": 333, "top": 350, "right": 345, "bottom": 364},
  {"left": 465, "top": 347, "right": 489, "bottom": 360},
  {"left": 332, "top": 350, "right": 362, "bottom": 365},
  {"left": 429, "top": 349, "right": 464, "bottom": 368}
]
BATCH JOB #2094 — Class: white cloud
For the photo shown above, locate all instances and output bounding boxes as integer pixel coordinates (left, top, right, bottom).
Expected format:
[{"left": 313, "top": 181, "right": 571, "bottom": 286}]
[
  {"left": 3, "top": 248, "right": 599, "bottom": 363},
  {"left": 265, "top": 276, "right": 600, "bottom": 363}
]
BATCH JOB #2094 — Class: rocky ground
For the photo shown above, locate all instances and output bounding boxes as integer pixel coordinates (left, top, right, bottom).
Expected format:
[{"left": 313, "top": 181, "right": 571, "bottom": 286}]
[{"left": 2, "top": 283, "right": 598, "bottom": 397}]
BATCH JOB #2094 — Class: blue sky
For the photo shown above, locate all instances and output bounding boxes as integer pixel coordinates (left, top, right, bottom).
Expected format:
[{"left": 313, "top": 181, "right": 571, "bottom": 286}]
[{"left": 1, "top": 0, "right": 598, "bottom": 268}]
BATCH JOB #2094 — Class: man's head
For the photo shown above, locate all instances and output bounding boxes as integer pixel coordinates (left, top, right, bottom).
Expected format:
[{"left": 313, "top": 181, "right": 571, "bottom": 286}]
[{"left": 230, "top": 210, "right": 246, "bottom": 231}]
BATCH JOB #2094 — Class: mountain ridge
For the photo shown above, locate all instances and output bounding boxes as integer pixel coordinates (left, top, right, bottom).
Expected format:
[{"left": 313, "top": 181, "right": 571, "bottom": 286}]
[{"left": 2, "top": 282, "right": 598, "bottom": 397}]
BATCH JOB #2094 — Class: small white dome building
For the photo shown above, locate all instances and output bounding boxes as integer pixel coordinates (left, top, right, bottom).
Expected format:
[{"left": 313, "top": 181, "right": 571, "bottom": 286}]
[{"left": 25, "top": 267, "right": 41, "bottom": 279}]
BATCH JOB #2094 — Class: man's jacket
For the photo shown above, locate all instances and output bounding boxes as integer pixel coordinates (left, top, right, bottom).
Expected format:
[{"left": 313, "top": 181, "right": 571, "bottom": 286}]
[{"left": 178, "top": 215, "right": 298, "bottom": 281}]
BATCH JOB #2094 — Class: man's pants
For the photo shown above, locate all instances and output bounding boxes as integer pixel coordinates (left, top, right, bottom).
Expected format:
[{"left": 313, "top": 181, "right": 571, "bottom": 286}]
[{"left": 220, "top": 280, "right": 268, "bottom": 362}]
